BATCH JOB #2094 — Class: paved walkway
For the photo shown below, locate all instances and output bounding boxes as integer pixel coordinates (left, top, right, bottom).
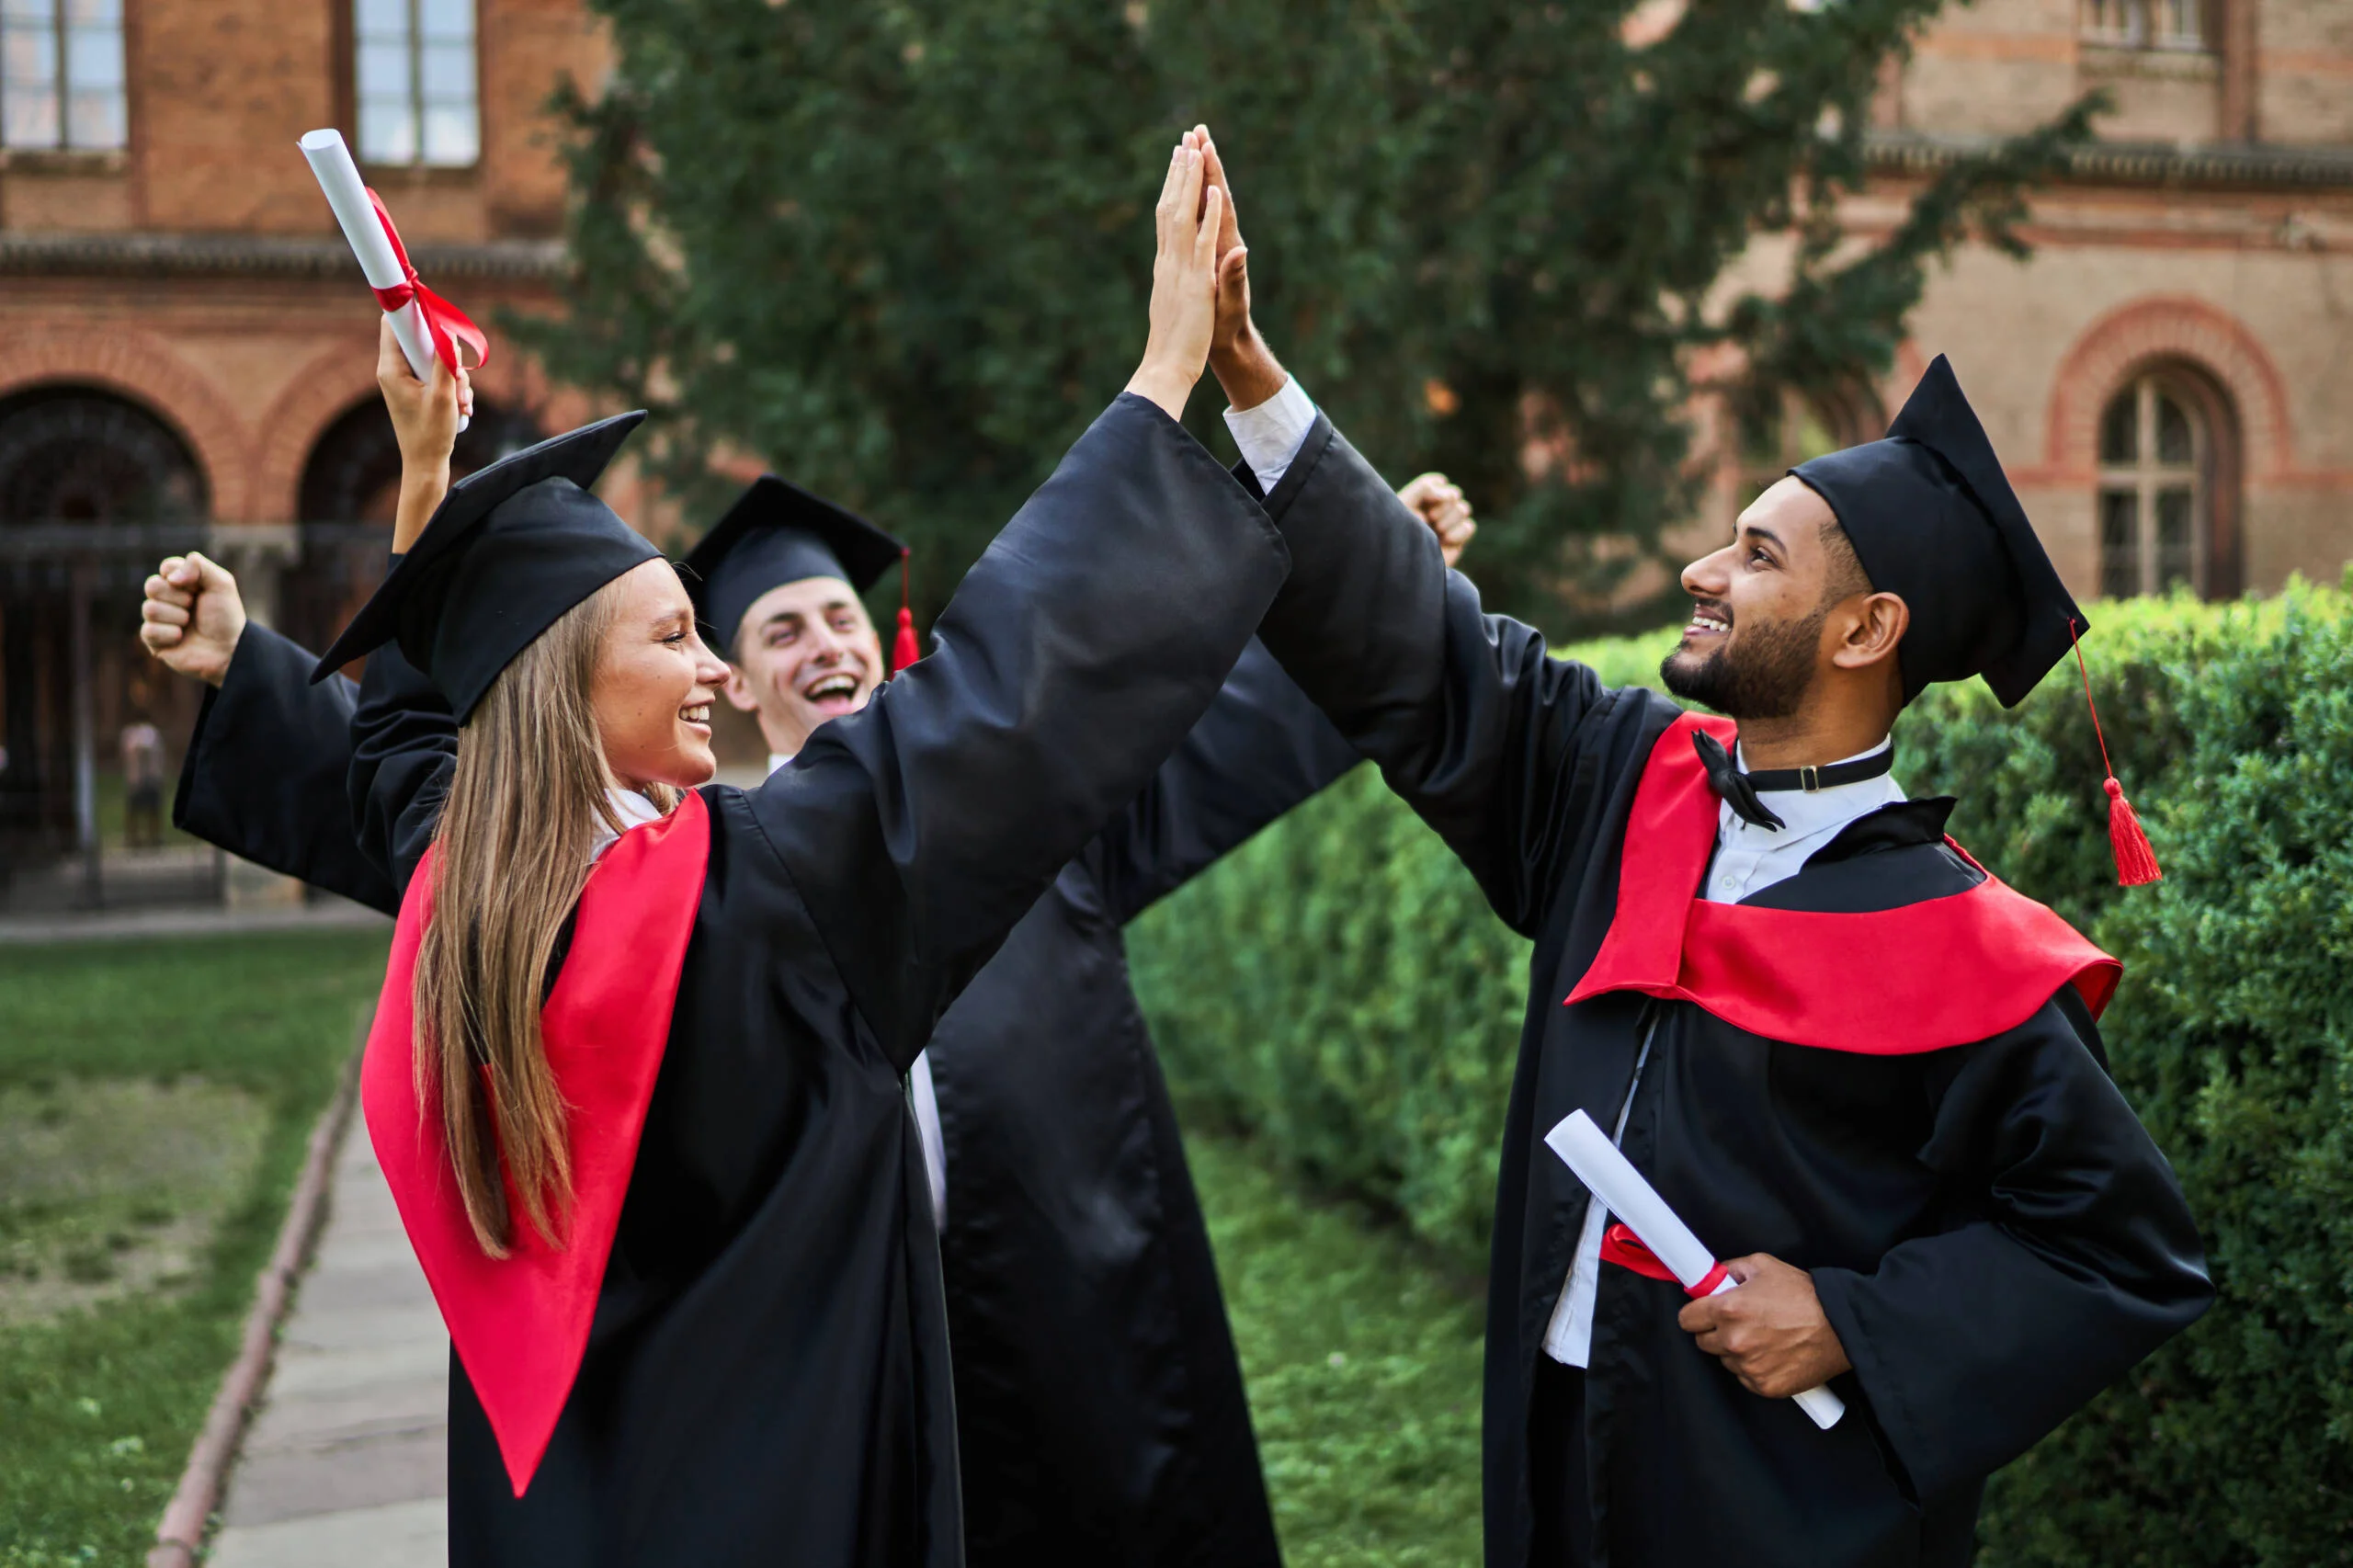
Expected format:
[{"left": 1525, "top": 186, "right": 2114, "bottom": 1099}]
[
  {"left": 0, "top": 897, "right": 388, "bottom": 945},
  {"left": 208, "top": 1111, "right": 448, "bottom": 1567}
]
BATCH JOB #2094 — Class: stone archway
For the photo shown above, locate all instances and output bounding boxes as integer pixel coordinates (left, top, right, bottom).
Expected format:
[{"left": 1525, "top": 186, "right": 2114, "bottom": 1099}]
[{"left": 0, "top": 387, "right": 211, "bottom": 883}]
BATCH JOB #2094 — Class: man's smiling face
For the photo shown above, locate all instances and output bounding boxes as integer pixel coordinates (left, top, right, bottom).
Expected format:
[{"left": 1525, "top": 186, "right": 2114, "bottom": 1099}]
[
  {"left": 721, "top": 575, "right": 885, "bottom": 758},
  {"left": 1661, "top": 476, "right": 1847, "bottom": 722}
]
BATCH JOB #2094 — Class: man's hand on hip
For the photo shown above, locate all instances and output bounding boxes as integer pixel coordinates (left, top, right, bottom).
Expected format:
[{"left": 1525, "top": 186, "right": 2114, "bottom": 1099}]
[{"left": 1677, "top": 1253, "right": 1853, "bottom": 1400}]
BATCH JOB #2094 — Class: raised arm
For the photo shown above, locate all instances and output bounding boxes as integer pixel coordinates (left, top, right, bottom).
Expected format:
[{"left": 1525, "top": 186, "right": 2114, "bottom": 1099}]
[
  {"left": 140, "top": 551, "right": 398, "bottom": 914},
  {"left": 347, "top": 316, "right": 470, "bottom": 898},
  {"left": 1809, "top": 998, "right": 2213, "bottom": 1501},
  {"left": 1199, "top": 131, "right": 1630, "bottom": 937},
  {"left": 183, "top": 625, "right": 397, "bottom": 914},
  {"left": 753, "top": 392, "right": 1288, "bottom": 1072}
]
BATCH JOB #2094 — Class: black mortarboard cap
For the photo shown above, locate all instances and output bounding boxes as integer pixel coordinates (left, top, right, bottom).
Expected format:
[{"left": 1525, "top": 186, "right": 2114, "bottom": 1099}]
[
  {"left": 1792, "top": 356, "right": 2085, "bottom": 709},
  {"left": 681, "top": 476, "right": 906, "bottom": 653},
  {"left": 310, "top": 411, "right": 660, "bottom": 721}
]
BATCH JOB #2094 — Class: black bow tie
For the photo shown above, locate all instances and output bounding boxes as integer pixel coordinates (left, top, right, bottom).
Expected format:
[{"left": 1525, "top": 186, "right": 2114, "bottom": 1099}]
[{"left": 1691, "top": 731, "right": 1896, "bottom": 834}]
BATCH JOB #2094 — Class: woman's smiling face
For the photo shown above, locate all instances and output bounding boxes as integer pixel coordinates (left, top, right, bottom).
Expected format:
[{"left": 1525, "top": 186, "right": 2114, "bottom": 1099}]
[
  {"left": 591, "top": 559, "right": 730, "bottom": 790},
  {"left": 720, "top": 575, "right": 886, "bottom": 757}
]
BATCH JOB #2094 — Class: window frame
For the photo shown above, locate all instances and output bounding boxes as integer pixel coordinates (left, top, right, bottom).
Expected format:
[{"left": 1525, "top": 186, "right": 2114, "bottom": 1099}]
[
  {"left": 2097, "top": 372, "right": 2214, "bottom": 600},
  {"left": 0, "top": 0, "right": 128, "bottom": 154},
  {"left": 352, "top": 0, "right": 481, "bottom": 171},
  {"left": 2080, "top": 0, "right": 2212, "bottom": 53}
]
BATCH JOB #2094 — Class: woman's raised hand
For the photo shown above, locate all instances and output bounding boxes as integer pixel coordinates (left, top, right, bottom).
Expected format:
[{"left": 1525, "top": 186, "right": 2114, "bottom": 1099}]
[
  {"left": 1123, "top": 142, "right": 1225, "bottom": 423},
  {"left": 378, "top": 315, "right": 474, "bottom": 551}
]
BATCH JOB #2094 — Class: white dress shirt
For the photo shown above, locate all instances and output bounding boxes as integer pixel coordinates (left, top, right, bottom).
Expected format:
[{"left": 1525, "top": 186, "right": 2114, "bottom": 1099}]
[
  {"left": 1540, "top": 737, "right": 1904, "bottom": 1367},
  {"left": 767, "top": 749, "right": 950, "bottom": 1226},
  {"left": 1226, "top": 375, "right": 1911, "bottom": 1368},
  {"left": 588, "top": 787, "right": 667, "bottom": 862},
  {"left": 1226, "top": 376, "right": 1320, "bottom": 494}
]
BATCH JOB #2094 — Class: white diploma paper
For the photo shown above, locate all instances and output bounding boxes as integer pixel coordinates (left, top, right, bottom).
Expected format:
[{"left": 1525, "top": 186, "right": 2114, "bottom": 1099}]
[
  {"left": 1545, "top": 1108, "right": 1847, "bottom": 1429},
  {"left": 299, "top": 128, "right": 469, "bottom": 432}
]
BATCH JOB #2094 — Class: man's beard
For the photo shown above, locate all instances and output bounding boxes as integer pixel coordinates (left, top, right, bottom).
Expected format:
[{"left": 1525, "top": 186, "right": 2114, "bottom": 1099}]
[{"left": 1659, "top": 603, "right": 1825, "bottom": 721}]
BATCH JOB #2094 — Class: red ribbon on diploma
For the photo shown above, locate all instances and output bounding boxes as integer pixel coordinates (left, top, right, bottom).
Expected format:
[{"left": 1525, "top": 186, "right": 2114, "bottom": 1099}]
[
  {"left": 1601, "top": 1222, "right": 1732, "bottom": 1298},
  {"left": 366, "top": 187, "right": 490, "bottom": 378}
]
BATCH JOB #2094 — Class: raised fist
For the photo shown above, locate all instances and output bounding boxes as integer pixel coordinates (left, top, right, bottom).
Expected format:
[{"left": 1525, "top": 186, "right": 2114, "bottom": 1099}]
[
  {"left": 1397, "top": 472, "right": 1476, "bottom": 569},
  {"left": 140, "top": 551, "right": 247, "bottom": 687}
]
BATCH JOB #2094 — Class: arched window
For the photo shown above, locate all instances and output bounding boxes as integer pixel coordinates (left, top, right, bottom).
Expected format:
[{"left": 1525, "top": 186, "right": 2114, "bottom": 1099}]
[
  {"left": 2097, "top": 369, "right": 2234, "bottom": 599},
  {"left": 0, "top": 388, "right": 209, "bottom": 876},
  {"left": 287, "top": 394, "right": 540, "bottom": 658},
  {"left": 0, "top": 388, "right": 207, "bottom": 523}
]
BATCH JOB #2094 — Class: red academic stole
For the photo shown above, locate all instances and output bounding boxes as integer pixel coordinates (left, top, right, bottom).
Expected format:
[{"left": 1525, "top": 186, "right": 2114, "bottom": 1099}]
[
  {"left": 1564, "top": 713, "right": 2119, "bottom": 1051},
  {"left": 361, "top": 790, "right": 710, "bottom": 1496}
]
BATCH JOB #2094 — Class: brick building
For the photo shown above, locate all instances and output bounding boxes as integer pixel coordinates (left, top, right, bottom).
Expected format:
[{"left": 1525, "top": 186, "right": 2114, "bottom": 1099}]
[
  {"left": 1724, "top": 0, "right": 2353, "bottom": 608},
  {"left": 0, "top": 0, "right": 2347, "bottom": 891},
  {"left": 0, "top": 0, "right": 619, "bottom": 889}
]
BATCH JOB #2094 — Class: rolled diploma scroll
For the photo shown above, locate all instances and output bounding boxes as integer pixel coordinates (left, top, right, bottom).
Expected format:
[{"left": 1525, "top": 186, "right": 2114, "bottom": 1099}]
[
  {"left": 1545, "top": 1109, "right": 1847, "bottom": 1430},
  {"left": 298, "top": 128, "right": 469, "bottom": 432}
]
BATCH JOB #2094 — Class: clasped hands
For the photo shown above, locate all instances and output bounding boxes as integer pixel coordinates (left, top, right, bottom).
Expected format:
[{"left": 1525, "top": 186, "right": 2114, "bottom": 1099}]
[{"left": 1677, "top": 1252, "right": 1853, "bottom": 1400}]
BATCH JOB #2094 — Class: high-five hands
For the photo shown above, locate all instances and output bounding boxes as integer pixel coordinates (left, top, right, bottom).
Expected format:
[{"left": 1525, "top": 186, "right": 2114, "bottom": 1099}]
[
  {"left": 139, "top": 552, "right": 247, "bottom": 688},
  {"left": 1397, "top": 474, "right": 1475, "bottom": 569},
  {"left": 1125, "top": 142, "right": 1226, "bottom": 423},
  {"left": 1188, "top": 128, "right": 1289, "bottom": 415},
  {"left": 1677, "top": 1253, "right": 1853, "bottom": 1400}
]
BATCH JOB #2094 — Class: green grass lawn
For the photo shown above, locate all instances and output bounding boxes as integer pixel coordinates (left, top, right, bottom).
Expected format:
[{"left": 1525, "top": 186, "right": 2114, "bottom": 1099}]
[
  {"left": 0, "top": 928, "right": 1479, "bottom": 1565},
  {"left": 0, "top": 931, "right": 390, "bottom": 1567},
  {"left": 1188, "top": 1133, "right": 1486, "bottom": 1568}
]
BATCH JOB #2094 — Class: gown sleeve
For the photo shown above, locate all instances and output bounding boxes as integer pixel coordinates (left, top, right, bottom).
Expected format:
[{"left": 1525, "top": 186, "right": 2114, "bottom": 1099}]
[
  {"left": 747, "top": 393, "right": 1290, "bottom": 1074},
  {"left": 170, "top": 621, "right": 401, "bottom": 915},
  {"left": 1089, "top": 637, "right": 1361, "bottom": 926},
  {"left": 1248, "top": 415, "right": 1619, "bottom": 936},
  {"left": 347, "top": 611, "right": 458, "bottom": 900},
  {"left": 1809, "top": 995, "right": 2214, "bottom": 1502}
]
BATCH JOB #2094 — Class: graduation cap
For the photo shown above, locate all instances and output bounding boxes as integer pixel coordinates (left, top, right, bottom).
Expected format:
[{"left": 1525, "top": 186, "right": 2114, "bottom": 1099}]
[
  {"left": 310, "top": 411, "right": 661, "bottom": 722},
  {"left": 680, "top": 475, "right": 920, "bottom": 672},
  {"left": 1793, "top": 356, "right": 2157, "bottom": 885}
]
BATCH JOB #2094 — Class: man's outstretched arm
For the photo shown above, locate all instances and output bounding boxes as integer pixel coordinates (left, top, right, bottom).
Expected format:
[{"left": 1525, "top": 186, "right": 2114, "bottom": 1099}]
[{"left": 1194, "top": 130, "right": 1627, "bottom": 938}]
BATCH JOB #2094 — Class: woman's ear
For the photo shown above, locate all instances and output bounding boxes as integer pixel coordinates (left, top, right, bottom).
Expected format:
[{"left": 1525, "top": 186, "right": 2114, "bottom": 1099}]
[{"left": 1830, "top": 591, "right": 1909, "bottom": 673}]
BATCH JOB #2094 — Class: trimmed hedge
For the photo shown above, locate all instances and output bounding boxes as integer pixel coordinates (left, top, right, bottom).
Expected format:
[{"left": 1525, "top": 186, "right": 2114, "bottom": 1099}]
[{"left": 1131, "top": 583, "right": 2353, "bottom": 1564}]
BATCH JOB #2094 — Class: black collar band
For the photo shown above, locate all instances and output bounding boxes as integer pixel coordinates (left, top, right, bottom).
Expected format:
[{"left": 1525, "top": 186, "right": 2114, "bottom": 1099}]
[{"left": 1743, "top": 747, "right": 1895, "bottom": 794}]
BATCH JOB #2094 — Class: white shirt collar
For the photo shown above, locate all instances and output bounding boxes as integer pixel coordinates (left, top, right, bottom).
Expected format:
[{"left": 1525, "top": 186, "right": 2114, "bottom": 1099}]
[
  {"left": 587, "top": 787, "right": 667, "bottom": 863},
  {"left": 767, "top": 753, "right": 793, "bottom": 776},
  {"left": 1726, "top": 734, "right": 1897, "bottom": 841}
]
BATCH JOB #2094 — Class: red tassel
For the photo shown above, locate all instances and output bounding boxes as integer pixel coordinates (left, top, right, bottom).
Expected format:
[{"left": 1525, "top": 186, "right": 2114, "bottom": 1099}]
[
  {"left": 2103, "top": 778, "right": 2161, "bottom": 887},
  {"left": 891, "top": 549, "right": 920, "bottom": 673},
  {"left": 2070, "top": 620, "right": 2161, "bottom": 888}
]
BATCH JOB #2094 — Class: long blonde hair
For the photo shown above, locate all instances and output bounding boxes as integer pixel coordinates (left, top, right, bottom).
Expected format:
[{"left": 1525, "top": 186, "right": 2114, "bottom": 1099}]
[{"left": 415, "top": 574, "right": 679, "bottom": 1256}]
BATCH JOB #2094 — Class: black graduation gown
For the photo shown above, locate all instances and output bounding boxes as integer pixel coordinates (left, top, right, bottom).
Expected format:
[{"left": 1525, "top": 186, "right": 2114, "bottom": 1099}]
[
  {"left": 346, "top": 393, "right": 1293, "bottom": 1568},
  {"left": 1246, "top": 415, "right": 2214, "bottom": 1568},
  {"left": 177, "top": 618, "right": 1350, "bottom": 1568}
]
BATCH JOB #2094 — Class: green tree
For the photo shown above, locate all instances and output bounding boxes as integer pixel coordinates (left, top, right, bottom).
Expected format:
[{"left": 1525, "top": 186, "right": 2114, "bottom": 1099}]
[{"left": 521, "top": 0, "right": 2097, "bottom": 636}]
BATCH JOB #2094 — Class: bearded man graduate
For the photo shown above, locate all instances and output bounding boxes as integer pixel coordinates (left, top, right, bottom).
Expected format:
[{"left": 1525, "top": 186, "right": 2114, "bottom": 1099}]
[
  {"left": 1185, "top": 134, "right": 2214, "bottom": 1568},
  {"left": 142, "top": 332, "right": 1476, "bottom": 1568}
]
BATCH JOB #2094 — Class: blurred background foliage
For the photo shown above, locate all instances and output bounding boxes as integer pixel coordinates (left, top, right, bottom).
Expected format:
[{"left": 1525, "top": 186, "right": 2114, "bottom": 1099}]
[
  {"left": 521, "top": 0, "right": 2097, "bottom": 638},
  {"left": 1131, "top": 581, "right": 2353, "bottom": 1564}
]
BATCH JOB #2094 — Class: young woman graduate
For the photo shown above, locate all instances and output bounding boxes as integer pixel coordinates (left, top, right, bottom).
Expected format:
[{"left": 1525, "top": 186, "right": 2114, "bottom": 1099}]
[
  {"left": 142, "top": 193, "right": 1473, "bottom": 1568},
  {"left": 301, "top": 142, "right": 1286, "bottom": 1568},
  {"left": 140, "top": 483, "right": 1462, "bottom": 1568},
  {"left": 1189, "top": 137, "right": 2211, "bottom": 1568}
]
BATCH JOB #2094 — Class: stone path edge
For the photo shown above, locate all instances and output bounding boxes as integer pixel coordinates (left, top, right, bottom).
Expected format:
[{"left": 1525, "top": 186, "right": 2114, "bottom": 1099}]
[{"left": 148, "top": 1013, "right": 369, "bottom": 1568}]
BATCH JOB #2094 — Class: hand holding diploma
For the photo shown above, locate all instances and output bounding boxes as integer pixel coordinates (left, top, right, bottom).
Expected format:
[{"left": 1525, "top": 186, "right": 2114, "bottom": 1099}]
[
  {"left": 1546, "top": 1110, "right": 1849, "bottom": 1429},
  {"left": 300, "top": 127, "right": 486, "bottom": 433}
]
